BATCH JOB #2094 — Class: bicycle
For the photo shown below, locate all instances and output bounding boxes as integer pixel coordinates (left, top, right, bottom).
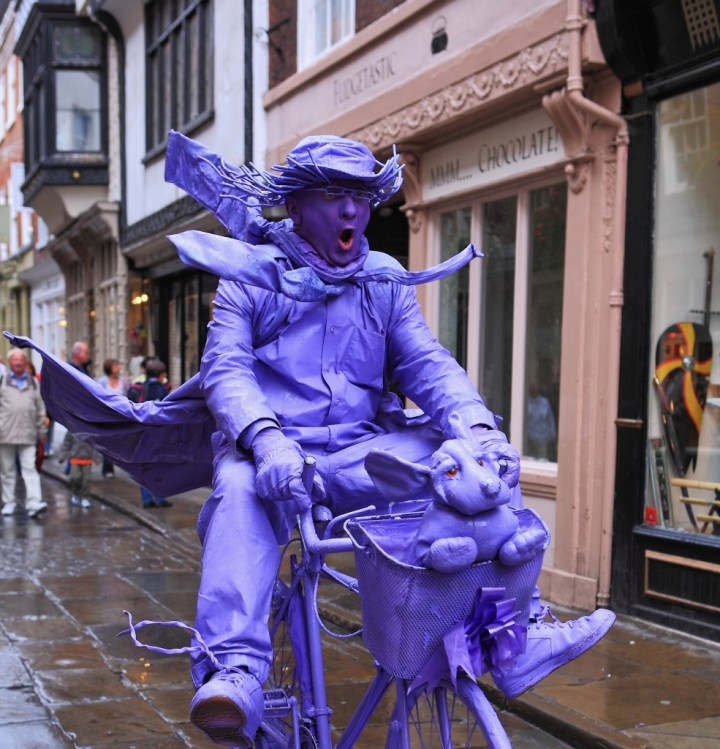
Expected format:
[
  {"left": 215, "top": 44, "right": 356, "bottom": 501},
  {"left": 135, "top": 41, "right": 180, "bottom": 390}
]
[
  {"left": 256, "top": 459, "right": 543, "bottom": 749},
  {"left": 122, "top": 458, "right": 542, "bottom": 749}
]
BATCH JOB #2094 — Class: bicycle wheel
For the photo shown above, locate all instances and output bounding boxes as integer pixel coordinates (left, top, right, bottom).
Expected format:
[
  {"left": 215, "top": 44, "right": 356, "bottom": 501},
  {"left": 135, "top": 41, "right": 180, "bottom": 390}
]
[
  {"left": 261, "top": 574, "right": 318, "bottom": 749},
  {"left": 388, "top": 674, "right": 512, "bottom": 749}
]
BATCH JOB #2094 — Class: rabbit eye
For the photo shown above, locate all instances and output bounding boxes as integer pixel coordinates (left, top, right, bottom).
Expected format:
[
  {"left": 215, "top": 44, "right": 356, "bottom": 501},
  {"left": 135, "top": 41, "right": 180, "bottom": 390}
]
[
  {"left": 476, "top": 458, "right": 484, "bottom": 466},
  {"left": 446, "top": 466, "right": 459, "bottom": 477}
]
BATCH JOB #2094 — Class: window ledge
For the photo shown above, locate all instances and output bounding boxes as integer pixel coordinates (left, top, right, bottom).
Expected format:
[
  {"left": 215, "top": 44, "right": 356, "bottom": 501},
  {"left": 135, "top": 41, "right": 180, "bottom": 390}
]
[
  {"left": 143, "top": 108, "right": 215, "bottom": 166},
  {"left": 519, "top": 459, "right": 557, "bottom": 500}
]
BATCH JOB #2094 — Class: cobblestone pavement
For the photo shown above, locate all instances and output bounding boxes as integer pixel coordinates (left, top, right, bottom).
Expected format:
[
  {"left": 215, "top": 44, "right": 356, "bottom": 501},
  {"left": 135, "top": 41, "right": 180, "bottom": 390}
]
[{"left": 0, "top": 474, "right": 574, "bottom": 748}]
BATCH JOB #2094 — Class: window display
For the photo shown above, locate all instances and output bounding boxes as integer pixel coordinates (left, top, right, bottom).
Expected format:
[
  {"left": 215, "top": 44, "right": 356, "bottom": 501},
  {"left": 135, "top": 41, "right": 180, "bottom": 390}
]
[{"left": 645, "top": 81, "right": 720, "bottom": 538}]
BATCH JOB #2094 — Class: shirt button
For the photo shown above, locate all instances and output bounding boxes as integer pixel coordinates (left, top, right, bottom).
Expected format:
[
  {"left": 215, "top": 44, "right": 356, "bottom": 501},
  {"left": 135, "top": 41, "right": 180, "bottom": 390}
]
[
  {"left": 330, "top": 327, "right": 336, "bottom": 333},
  {"left": 335, "top": 399, "right": 340, "bottom": 405},
  {"left": 326, "top": 367, "right": 330, "bottom": 372}
]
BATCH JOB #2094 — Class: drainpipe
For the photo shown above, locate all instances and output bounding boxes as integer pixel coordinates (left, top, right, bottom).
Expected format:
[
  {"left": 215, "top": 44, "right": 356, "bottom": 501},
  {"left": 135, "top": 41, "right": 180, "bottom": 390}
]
[{"left": 565, "top": 0, "right": 629, "bottom": 609}]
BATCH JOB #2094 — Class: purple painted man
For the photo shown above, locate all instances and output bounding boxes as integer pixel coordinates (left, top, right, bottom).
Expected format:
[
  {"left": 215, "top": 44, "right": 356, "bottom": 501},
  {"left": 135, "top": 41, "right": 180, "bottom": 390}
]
[
  {"left": 7, "top": 132, "right": 614, "bottom": 748},
  {"left": 167, "top": 134, "right": 614, "bottom": 746}
]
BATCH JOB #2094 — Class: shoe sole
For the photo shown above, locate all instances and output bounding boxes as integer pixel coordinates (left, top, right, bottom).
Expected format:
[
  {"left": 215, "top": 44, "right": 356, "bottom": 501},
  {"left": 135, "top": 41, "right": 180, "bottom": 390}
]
[
  {"left": 502, "top": 613, "right": 616, "bottom": 699},
  {"left": 191, "top": 695, "right": 253, "bottom": 747},
  {"left": 27, "top": 506, "right": 48, "bottom": 518}
]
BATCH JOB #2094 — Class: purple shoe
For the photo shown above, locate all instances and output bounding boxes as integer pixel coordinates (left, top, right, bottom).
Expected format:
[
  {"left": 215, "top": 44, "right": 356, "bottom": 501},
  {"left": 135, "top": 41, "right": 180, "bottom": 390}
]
[
  {"left": 190, "top": 668, "right": 263, "bottom": 747},
  {"left": 494, "top": 606, "right": 616, "bottom": 699}
]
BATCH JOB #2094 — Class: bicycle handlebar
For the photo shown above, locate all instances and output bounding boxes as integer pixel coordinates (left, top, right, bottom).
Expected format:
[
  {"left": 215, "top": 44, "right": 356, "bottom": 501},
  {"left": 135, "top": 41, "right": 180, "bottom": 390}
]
[{"left": 298, "top": 457, "right": 355, "bottom": 555}]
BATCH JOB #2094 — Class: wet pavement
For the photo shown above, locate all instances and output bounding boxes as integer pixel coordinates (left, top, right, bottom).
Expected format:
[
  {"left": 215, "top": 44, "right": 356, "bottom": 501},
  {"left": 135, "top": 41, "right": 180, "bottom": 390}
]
[
  {"left": 0, "top": 471, "right": 573, "bottom": 748},
  {"left": 0, "top": 467, "right": 718, "bottom": 747}
]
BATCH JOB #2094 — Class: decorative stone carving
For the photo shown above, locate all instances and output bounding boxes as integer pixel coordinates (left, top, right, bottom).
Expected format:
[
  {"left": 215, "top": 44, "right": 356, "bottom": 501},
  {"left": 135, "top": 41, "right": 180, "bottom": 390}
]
[
  {"left": 542, "top": 87, "right": 593, "bottom": 195},
  {"left": 398, "top": 149, "right": 424, "bottom": 234},
  {"left": 350, "top": 34, "right": 569, "bottom": 151}
]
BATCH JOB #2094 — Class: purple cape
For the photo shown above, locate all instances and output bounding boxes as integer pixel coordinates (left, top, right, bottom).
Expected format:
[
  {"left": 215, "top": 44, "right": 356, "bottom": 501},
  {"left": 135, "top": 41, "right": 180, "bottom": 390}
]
[{"left": 6, "top": 333, "right": 215, "bottom": 495}]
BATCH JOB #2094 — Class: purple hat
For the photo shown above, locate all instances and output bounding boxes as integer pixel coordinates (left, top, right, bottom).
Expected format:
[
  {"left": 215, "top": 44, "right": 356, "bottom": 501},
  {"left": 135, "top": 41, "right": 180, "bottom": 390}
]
[{"left": 203, "top": 135, "right": 403, "bottom": 208}]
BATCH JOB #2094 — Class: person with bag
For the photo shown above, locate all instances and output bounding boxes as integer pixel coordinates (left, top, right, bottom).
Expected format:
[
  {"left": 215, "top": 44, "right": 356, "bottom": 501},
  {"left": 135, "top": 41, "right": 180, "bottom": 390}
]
[{"left": 0, "top": 349, "right": 47, "bottom": 517}]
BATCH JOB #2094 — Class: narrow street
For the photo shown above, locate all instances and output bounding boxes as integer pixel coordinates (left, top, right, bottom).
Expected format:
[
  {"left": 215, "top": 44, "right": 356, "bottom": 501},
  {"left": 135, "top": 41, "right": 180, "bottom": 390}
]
[{"left": 0, "top": 474, "right": 575, "bottom": 748}]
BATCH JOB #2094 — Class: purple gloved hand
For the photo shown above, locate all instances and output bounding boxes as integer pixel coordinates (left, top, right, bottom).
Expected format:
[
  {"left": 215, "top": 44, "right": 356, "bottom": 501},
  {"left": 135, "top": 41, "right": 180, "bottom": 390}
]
[
  {"left": 252, "top": 428, "right": 319, "bottom": 510},
  {"left": 470, "top": 425, "right": 521, "bottom": 489}
]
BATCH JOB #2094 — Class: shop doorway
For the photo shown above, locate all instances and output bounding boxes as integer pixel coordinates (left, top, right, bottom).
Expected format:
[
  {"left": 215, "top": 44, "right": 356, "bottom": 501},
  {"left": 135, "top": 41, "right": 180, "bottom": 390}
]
[{"left": 364, "top": 200, "right": 409, "bottom": 268}]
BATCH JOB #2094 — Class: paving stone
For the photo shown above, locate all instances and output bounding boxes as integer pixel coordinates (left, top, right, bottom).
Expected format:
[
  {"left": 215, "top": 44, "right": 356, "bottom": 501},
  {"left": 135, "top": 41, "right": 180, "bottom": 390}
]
[
  {"left": 53, "top": 697, "right": 176, "bottom": 744},
  {"left": 90, "top": 622, "right": 191, "bottom": 662},
  {"left": 0, "top": 720, "right": 74, "bottom": 748},
  {"left": 121, "top": 657, "right": 191, "bottom": 690},
  {"left": 0, "top": 687, "right": 49, "bottom": 724},
  {"left": 553, "top": 646, "right": 655, "bottom": 683},
  {"left": 0, "top": 593, "right": 63, "bottom": 619},
  {"left": 626, "top": 714, "right": 720, "bottom": 738},
  {"left": 62, "top": 596, "right": 170, "bottom": 626},
  {"left": 143, "top": 687, "right": 194, "bottom": 723},
  {"left": 2, "top": 616, "right": 83, "bottom": 642},
  {"left": 0, "top": 578, "right": 41, "bottom": 594},
  {"left": 534, "top": 671, "right": 720, "bottom": 730},
  {"left": 124, "top": 571, "right": 200, "bottom": 594},
  {"left": 17, "top": 639, "right": 106, "bottom": 670},
  {"left": 594, "top": 636, "right": 712, "bottom": 672},
  {"left": 40, "top": 573, "right": 141, "bottom": 600},
  {"left": 152, "top": 590, "right": 197, "bottom": 623},
  {"left": 34, "top": 667, "right": 132, "bottom": 704},
  {"left": 176, "top": 722, "right": 234, "bottom": 749},
  {"left": 0, "top": 646, "right": 31, "bottom": 687}
]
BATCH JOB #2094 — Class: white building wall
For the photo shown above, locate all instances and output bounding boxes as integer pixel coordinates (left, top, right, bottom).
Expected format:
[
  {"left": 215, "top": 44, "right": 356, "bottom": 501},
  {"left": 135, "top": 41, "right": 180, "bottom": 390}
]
[{"left": 122, "top": 0, "right": 248, "bottom": 227}]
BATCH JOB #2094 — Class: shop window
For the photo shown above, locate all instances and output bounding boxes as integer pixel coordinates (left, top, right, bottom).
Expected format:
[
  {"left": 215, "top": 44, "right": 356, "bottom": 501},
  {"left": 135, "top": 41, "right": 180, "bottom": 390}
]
[
  {"left": 434, "top": 182, "right": 567, "bottom": 463},
  {"left": 297, "top": 0, "right": 355, "bottom": 70},
  {"left": 145, "top": 0, "right": 214, "bottom": 159},
  {"left": 153, "top": 271, "right": 218, "bottom": 388},
  {"left": 660, "top": 88, "right": 710, "bottom": 194},
  {"left": 645, "top": 80, "right": 720, "bottom": 540}
]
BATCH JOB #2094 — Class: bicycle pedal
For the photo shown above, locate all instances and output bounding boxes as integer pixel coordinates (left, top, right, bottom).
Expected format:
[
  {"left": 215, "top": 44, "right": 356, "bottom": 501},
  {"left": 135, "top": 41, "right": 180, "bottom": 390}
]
[{"left": 262, "top": 688, "right": 293, "bottom": 718}]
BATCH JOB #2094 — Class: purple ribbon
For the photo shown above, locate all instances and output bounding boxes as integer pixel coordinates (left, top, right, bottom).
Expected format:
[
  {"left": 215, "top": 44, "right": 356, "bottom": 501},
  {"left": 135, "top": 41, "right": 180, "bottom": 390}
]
[
  {"left": 409, "top": 587, "right": 526, "bottom": 693},
  {"left": 118, "top": 610, "right": 225, "bottom": 672}
]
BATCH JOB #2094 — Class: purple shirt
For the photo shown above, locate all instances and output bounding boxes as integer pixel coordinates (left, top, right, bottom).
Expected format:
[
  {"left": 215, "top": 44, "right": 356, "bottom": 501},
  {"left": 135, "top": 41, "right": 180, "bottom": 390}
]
[{"left": 201, "top": 247, "right": 496, "bottom": 453}]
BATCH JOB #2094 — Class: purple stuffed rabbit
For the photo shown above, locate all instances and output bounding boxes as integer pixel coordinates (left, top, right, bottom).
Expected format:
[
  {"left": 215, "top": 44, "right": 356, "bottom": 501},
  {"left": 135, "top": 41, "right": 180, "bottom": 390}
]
[{"left": 365, "top": 413, "right": 549, "bottom": 572}]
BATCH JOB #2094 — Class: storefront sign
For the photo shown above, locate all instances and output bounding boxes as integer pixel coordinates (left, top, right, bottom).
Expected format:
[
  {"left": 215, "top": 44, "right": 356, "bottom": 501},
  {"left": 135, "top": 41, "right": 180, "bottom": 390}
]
[
  {"left": 333, "top": 54, "right": 396, "bottom": 106},
  {"left": 422, "top": 109, "right": 564, "bottom": 201}
]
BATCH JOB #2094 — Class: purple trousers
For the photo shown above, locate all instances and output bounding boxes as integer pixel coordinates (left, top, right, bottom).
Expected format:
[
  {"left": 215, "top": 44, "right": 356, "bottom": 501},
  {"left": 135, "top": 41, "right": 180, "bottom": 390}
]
[{"left": 190, "top": 426, "right": 524, "bottom": 688}]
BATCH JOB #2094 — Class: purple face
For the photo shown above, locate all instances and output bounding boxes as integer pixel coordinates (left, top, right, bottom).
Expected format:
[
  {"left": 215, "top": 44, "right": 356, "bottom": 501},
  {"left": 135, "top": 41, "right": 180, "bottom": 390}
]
[{"left": 285, "top": 181, "right": 372, "bottom": 267}]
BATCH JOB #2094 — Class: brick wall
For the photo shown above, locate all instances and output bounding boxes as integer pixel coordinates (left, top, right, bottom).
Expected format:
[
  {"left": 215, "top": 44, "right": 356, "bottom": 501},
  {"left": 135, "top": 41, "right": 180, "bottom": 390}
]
[
  {"left": 269, "top": 0, "right": 297, "bottom": 87},
  {"left": 268, "top": 1, "right": 407, "bottom": 88},
  {"left": 356, "top": 0, "right": 406, "bottom": 33}
]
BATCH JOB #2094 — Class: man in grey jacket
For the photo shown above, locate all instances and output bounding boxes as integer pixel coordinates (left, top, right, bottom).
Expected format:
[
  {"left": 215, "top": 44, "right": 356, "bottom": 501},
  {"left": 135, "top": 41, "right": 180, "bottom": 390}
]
[{"left": 0, "top": 349, "right": 47, "bottom": 517}]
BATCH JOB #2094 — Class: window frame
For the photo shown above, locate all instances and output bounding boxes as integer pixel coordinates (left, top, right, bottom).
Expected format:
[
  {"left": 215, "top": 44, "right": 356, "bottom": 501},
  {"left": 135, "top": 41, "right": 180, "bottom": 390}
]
[
  {"left": 144, "top": 0, "right": 214, "bottom": 163},
  {"left": 297, "top": 0, "right": 356, "bottom": 71},
  {"left": 427, "top": 173, "right": 568, "bottom": 469},
  {"left": 18, "top": 10, "right": 108, "bottom": 185}
]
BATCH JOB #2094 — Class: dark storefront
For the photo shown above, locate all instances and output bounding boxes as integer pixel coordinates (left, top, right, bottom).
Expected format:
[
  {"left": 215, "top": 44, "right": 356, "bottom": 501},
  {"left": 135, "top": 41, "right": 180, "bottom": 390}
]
[
  {"left": 596, "top": 0, "right": 720, "bottom": 638},
  {"left": 151, "top": 270, "right": 219, "bottom": 389}
]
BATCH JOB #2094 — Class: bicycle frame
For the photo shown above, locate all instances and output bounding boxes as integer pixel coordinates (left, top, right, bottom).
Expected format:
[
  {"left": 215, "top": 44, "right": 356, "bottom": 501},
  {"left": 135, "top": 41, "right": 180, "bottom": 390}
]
[{"left": 258, "top": 459, "right": 513, "bottom": 749}]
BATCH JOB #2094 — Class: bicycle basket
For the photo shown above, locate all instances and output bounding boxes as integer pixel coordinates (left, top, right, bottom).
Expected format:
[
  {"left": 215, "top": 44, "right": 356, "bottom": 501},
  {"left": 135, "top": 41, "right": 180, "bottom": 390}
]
[{"left": 345, "top": 509, "right": 545, "bottom": 680}]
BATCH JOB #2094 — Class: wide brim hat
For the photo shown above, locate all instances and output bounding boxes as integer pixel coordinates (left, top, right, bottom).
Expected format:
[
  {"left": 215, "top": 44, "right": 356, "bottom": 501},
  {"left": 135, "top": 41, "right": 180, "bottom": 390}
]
[{"left": 203, "top": 134, "right": 403, "bottom": 208}]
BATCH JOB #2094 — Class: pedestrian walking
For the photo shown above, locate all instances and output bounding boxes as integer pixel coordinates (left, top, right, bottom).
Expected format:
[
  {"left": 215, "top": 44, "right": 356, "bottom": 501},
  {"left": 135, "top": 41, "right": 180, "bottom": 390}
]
[
  {"left": 97, "top": 358, "right": 128, "bottom": 477},
  {"left": 136, "top": 358, "right": 172, "bottom": 509},
  {"left": 0, "top": 349, "right": 47, "bottom": 517},
  {"left": 57, "top": 431, "right": 100, "bottom": 508},
  {"left": 68, "top": 341, "right": 91, "bottom": 376}
]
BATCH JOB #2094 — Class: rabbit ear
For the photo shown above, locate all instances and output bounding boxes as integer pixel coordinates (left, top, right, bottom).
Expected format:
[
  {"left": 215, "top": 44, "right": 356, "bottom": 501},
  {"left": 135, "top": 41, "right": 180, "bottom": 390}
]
[
  {"left": 364, "top": 449, "right": 431, "bottom": 501},
  {"left": 446, "top": 412, "right": 475, "bottom": 443}
]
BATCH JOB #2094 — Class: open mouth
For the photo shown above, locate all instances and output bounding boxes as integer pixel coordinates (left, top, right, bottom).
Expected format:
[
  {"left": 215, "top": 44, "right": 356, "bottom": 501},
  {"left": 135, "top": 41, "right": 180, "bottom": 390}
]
[{"left": 339, "top": 228, "right": 354, "bottom": 249}]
